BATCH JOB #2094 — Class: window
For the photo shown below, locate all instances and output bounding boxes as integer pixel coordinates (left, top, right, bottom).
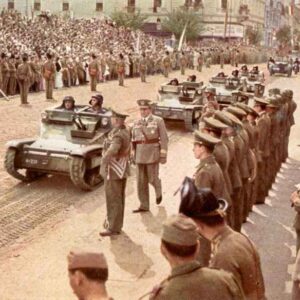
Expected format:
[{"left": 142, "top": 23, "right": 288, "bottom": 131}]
[
  {"left": 96, "top": 2, "right": 103, "bottom": 12},
  {"left": 153, "top": 0, "right": 162, "bottom": 13},
  {"left": 221, "top": 0, "right": 227, "bottom": 10},
  {"left": 127, "top": 0, "right": 135, "bottom": 13},
  {"left": 8, "top": 0, "right": 14, "bottom": 10},
  {"left": 63, "top": 2, "right": 69, "bottom": 11},
  {"left": 34, "top": 0, "right": 41, "bottom": 11}
]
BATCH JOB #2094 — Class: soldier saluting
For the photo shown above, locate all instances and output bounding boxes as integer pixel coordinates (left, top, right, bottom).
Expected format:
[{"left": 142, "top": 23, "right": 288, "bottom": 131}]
[{"left": 131, "top": 99, "right": 168, "bottom": 213}]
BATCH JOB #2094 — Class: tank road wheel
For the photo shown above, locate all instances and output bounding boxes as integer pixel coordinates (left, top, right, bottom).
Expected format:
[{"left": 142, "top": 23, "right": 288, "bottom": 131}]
[{"left": 69, "top": 156, "right": 103, "bottom": 191}]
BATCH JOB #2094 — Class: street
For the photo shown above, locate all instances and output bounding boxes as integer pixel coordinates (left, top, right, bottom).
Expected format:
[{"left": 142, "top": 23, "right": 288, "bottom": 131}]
[{"left": 0, "top": 64, "right": 299, "bottom": 300}]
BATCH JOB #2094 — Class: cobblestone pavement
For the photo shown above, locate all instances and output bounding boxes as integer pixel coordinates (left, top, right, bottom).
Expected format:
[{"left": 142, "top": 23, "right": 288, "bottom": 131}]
[{"left": 1, "top": 64, "right": 299, "bottom": 300}]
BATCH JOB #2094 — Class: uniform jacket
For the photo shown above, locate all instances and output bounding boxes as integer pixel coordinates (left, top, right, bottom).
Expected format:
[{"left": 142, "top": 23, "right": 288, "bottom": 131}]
[
  {"left": 194, "top": 155, "right": 230, "bottom": 202},
  {"left": 210, "top": 226, "right": 266, "bottom": 300},
  {"left": 88, "top": 59, "right": 99, "bottom": 77},
  {"left": 149, "top": 260, "right": 245, "bottom": 300},
  {"left": 132, "top": 114, "right": 168, "bottom": 164},
  {"left": 214, "top": 142, "right": 232, "bottom": 195},
  {"left": 100, "top": 126, "right": 131, "bottom": 180},
  {"left": 256, "top": 112, "right": 271, "bottom": 158},
  {"left": 42, "top": 60, "right": 55, "bottom": 80},
  {"left": 16, "top": 62, "right": 31, "bottom": 82}
]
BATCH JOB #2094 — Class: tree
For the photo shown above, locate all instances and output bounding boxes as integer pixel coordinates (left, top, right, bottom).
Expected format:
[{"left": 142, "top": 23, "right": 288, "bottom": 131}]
[
  {"left": 245, "top": 26, "right": 263, "bottom": 45},
  {"left": 110, "top": 10, "right": 147, "bottom": 30},
  {"left": 162, "top": 8, "right": 204, "bottom": 41},
  {"left": 276, "top": 25, "right": 291, "bottom": 46}
]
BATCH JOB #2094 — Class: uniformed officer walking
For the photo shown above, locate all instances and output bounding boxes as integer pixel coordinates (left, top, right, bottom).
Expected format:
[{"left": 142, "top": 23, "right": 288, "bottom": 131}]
[
  {"left": 131, "top": 99, "right": 168, "bottom": 213},
  {"left": 99, "top": 110, "right": 131, "bottom": 237},
  {"left": 88, "top": 53, "right": 99, "bottom": 92},
  {"left": 142, "top": 214, "right": 245, "bottom": 300},
  {"left": 139, "top": 53, "right": 147, "bottom": 83}
]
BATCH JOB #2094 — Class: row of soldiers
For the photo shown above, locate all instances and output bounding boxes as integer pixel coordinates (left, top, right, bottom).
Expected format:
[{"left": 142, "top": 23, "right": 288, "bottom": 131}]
[{"left": 194, "top": 88, "right": 297, "bottom": 236}]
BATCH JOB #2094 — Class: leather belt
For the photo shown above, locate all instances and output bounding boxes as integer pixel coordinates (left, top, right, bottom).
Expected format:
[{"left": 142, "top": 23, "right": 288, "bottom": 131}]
[{"left": 133, "top": 139, "right": 159, "bottom": 145}]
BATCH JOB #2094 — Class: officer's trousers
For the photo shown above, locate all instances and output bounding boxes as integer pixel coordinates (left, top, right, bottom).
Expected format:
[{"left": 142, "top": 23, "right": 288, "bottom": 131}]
[
  {"left": 18, "top": 81, "right": 29, "bottom": 104},
  {"left": 136, "top": 163, "right": 162, "bottom": 211},
  {"left": 105, "top": 178, "right": 127, "bottom": 233},
  {"left": 118, "top": 73, "right": 124, "bottom": 86},
  {"left": 45, "top": 79, "right": 54, "bottom": 99},
  {"left": 90, "top": 75, "right": 97, "bottom": 91},
  {"left": 140, "top": 71, "right": 146, "bottom": 82}
]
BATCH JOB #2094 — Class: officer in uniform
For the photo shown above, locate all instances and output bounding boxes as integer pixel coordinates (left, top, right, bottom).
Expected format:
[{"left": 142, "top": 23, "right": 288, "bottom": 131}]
[
  {"left": 59, "top": 95, "right": 76, "bottom": 111},
  {"left": 131, "top": 99, "right": 169, "bottom": 213},
  {"left": 88, "top": 53, "right": 99, "bottom": 92},
  {"left": 67, "top": 249, "right": 112, "bottom": 300},
  {"left": 0, "top": 52, "right": 9, "bottom": 95},
  {"left": 179, "top": 182, "right": 266, "bottom": 300},
  {"left": 179, "top": 52, "right": 187, "bottom": 75},
  {"left": 16, "top": 54, "right": 31, "bottom": 105},
  {"left": 219, "top": 49, "right": 225, "bottom": 69},
  {"left": 87, "top": 94, "right": 106, "bottom": 113},
  {"left": 99, "top": 110, "right": 131, "bottom": 237},
  {"left": 144, "top": 214, "right": 245, "bottom": 300},
  {"left": 42, "top": 52, "right": 56, "bottom": 100}
]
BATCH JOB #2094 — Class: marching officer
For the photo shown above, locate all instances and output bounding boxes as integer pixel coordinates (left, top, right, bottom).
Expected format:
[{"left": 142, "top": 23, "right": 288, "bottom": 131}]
[
  {"left": 42, "top": 52, "right": 56, "bottom": 100},
  {"left": 162, "top": 51, "right": 171, "bottom": 78},
  {"left": 99, "top": 110, "right": 131, "bottom": 237},
  {"left": 131, "top": 99, "right": 169, "bottom": 213},
  {"left": 179, "top": 52, "right": 187, "bottom": 75},
  {"left": 117, "top": 53, "right": 126, "bottom": 86}
]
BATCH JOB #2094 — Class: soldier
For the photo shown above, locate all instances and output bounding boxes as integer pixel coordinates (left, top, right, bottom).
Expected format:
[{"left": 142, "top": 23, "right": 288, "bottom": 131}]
[
  {"left": 61, "top": 56, "right": 70, "bottom": 87},
  {"left": 139, "top": 53, "right": 147, "bottom": 83},
  {"left": 42, "top": 53, "right": 56, "bottom": 101},
  {"left": 0, "top": 52, "right": 10, "bottom": 95},
  {"left": 162, "top": 51, "right": 171, "bottom": 78},
  {"left": 88, "top": 53, "right": 99, "bottom": 92},
  {"left": 16, "top": 54, "right": 31, "bottom": 105},
  {"left": 131, "top": 99, "right": 168, "bottom": 213},
  {"left": 179, "top": 182, "right": 266, "bottom": 300},
  {"left": 117, "top": 53, "right": 126, "bottom": 86},
  {"left": 67, "top": 250, "right": 112, "bottom": 300},
  {"left": 219, "top": 49, "right": 225, "bottom": 69},
  {"left": 99, "top": 110, "right": 131, "bottom": 237},
  {"left": 87, "top": 94, "right": 106, "bottom": 113},
  {"left": 201, "top": 117, "right": 233, "bottom": 224},
  {"left": 59, "top": 96, "right": 76, "bottom": 111},
  {"left": 145, "top": 214, "right": 245, "bottom": 300},
  {"left": 253, "top": 97, "right": 271, "bottom": 203},
  {"left": 179, "top": 52, "right": 187, "bottom": 75},
  {"left": 8, "top": 54, "right": 17, "bottom": 96},
  {"left": 192, "top": 130, "right": 229, "bottom": 266},
  {"left": 214, "top": 111, "right": 243, "bottom": 232},
  {"left": 198, "top": 51, "right": 204, "bottom": 72}
]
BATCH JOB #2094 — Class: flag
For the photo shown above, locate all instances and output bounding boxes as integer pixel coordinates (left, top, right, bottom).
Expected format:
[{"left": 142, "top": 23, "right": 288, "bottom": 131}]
[{"left": 178, "top": 22, "right": 188, "bottom": 52}]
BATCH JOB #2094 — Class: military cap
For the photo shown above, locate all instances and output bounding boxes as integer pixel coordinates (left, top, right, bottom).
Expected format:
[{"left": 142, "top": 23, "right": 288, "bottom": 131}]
[
  {"left": 162, "top": 214, "right": 198, "bottom": 246},
  {"left": 266, "top": 97, "right": 280, "bottom": 109},
  {"left": 222, "top": 111, "right": 243, "bottom": 126},
  {"left": 137, "top": 99, "right": 152, "bottom": 108},
  {"left": 213, "top": 111, "right": 233, "bottom": 127},
  {"left": 235, "top": 103, "right": 252, "bottom": 114},
  {"left": 90, "top": 94, "right": 103, "bottom": 105},
  {"left": 179, "top": 177, "right": 228, "bottom": 219},
  {"left": 253, "top": 97, "right": 269, "bottom": 105},
  {"left": 225, "top": 106, "right": 246, "bottom": 120},
  {"left": 281, "top": 89, "right": 293, "bottom": 100},
  {"left": 247, "top": 106, "right": 259, "bottom": 117},
  {"left": 68, "top": 250, "right": 108, "bottom": 270},
  {"left": 268, "top": 88, "right": 281, "bottom": 96},
  {"left": 193, "top": 130, "right": 220, "bottom": 148},
  {"left": 111, "top": 110, "right": 129, "bottom": 119},
  {"left": 203, "top": 117, "right": 228, "bottom": 132},
  {"left": 63, "top": 95, "right": 75, "bottom": 103}
]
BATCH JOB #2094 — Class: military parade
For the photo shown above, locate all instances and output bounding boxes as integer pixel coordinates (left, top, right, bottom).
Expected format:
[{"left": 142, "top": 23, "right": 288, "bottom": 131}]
[{"left": 1, "top": 0, "right": 300, "bottom": 299}]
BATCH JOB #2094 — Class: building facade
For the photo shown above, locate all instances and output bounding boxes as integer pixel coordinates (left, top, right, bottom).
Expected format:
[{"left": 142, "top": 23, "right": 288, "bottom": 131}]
[{"left": 0, "top": 0, "right": 266, "bottom": 41}]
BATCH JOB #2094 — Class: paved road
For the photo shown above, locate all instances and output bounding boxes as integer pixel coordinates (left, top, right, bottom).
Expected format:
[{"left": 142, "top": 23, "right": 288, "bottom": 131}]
[{"left": 0, "top": 65, "right": 299, "bottom": 299}]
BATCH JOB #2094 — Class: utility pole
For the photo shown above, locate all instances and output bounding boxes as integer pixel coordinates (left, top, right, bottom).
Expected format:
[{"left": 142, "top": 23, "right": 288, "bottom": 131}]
[
  {"left": 224, "top": 0, "right": 229, "bottom": 39},
  {"left": 291, "top": 0, "right": 295, "bottom": 49}
]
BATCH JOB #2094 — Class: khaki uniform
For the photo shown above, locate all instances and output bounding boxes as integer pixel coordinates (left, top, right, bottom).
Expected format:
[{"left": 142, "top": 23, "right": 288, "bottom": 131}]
[
  {"left": 16, "top": 62, "right": 31, "bottom": 104},
  {"left": 1, "top": 59, "right": 10, "bottom": 95},
  {"left": 139, "top": 57, "right": 147, "bottom": 82},
  {"left": 117, "top": 59, "right": 125, "bottom": 86},
  {"left": 149, "top": 261, "right": 245, "bottom": 300},
  {"left": 88, "top": 59, "right": 99, "bottom": 91},
  {"left": 8, "top": 60, "right": 17, "bottom": 95},
  {"left": 100, "top": 126, "right": 131, "bottom": 233},
  {"left": 210, "top": 226, "right": 266, "bottom": 300},
  {"left": 132, "top": 114, "right": 168, "bottom": 210},
  {"left": 198, "top": 53, "right": 204, "bottom": 72},
  {"left": 193, "top": 155, "right": 229, "bottom": 266},
  {"left": 42, "top": 60, "right": 55, "bottom": 99},
  {"left": 162, "top": 55, "right": 171, "bottom": 78},
  {"left": 179, "top": 55, "right": 187, "bottom": 75},
  {"left": 220, "top": 51, "right": 225, "bottom": 69}
]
